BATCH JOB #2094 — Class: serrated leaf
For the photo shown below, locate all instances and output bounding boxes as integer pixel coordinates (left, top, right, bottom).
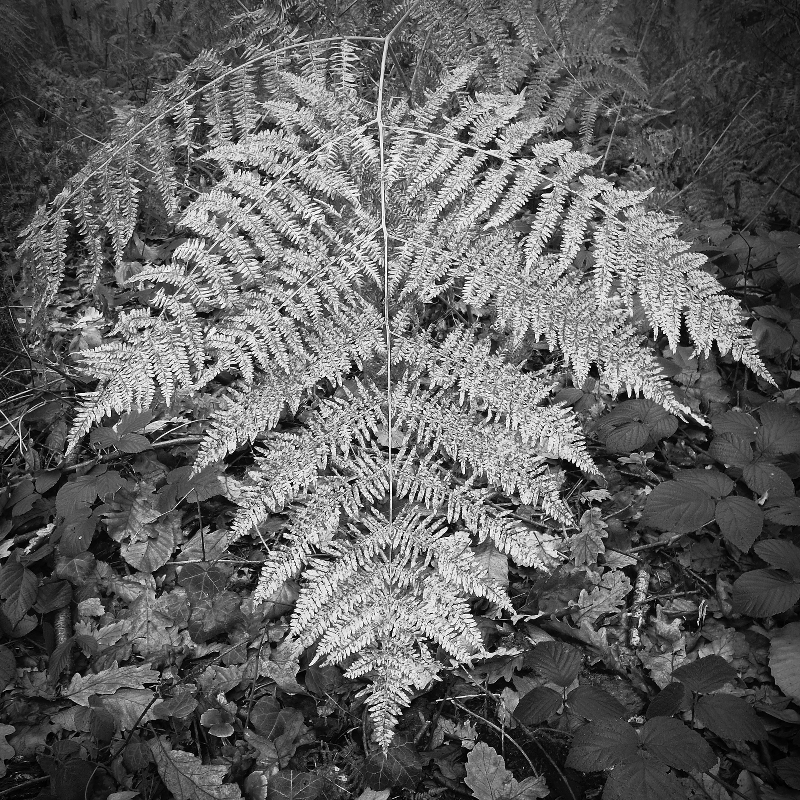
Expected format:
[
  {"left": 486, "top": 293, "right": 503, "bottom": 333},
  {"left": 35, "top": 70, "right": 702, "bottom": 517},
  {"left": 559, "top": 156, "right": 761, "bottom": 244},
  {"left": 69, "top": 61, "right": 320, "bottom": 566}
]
[
  {"left": 708, "top": 433, "right": 754, "bottom": 467},
  {"left": 695, "top": 694, "right": 767, "bottom": 741},
  {"left": 514, "top": 686, "right": 563, "bottom": 724},
  {"left": 642, "top": 481, "right": 715, "bottom": 533},
  {"left": 566, "top": 685, "right": 626, "bottom": 720},
  {"left": 757, "top": 404, "right": 800, "bottom": 455},
  {"left": 763, "top": 496, "right": 800, "bottom": 525},
  {"left": 769, "top": 622, "right": 800, "bottom": 703},
  {"left": 64, "top": 663, "right": 160, "bottom": 705},
  {"left": 753, "top": 539, "right": 800, "bottom": 578},
  {"left": 115, "top": 433, "right": 152, "bottom": 453},
  {"left": 601, "top": 757, "right": 684, "bottom": 800},
  {"left": 267, "top": 770, "right": 323, "bottom": 800},
  {"left": 674, "top": 469, "right": 733, "bottom": 499},
  {"left": 638, "top": 717, "right": 716, "bottom": 771},
  {"left": 742, "top": 460, "right": 795, "bottom": 498},
  {"left": 0, "top": 646, "right": 15, "bottom": 689},
  {"left": 150, "top": 737, "right": 242, "bottom": 800},
  {"left": 55, "top": 474, "right": 100, "bottom": 518},
  {"left": 528, "top": 641, "right": 581, "bottom": 686},
  {"left": 710, "top": 411, "right": 758, "bottom": 441},
  {"left": 732, "top": 568, "right": 800, "bottom": 617},
  {"left": 465, "top": 742, "right": 548, "bottom": 800},
  {"left": 714, "top": 497, "right": 762, "bottom": 551},
  {"left": 565, "top": 719, "right": 638, "bottom": 771},
  {"left": 0, "top": 563, "right": 38, "bottom": 626},
  {"left": 774, "top": 756, "right": 800, "bottom": 790},
  {"left": 645, "top": 683, "right": 688, "bottom": 719},
  {"left": 606, "top": 421, "right": 651, "bottom": 453},
  {"left": 671, "top": 655, "right": 738, "bottom": 693}
]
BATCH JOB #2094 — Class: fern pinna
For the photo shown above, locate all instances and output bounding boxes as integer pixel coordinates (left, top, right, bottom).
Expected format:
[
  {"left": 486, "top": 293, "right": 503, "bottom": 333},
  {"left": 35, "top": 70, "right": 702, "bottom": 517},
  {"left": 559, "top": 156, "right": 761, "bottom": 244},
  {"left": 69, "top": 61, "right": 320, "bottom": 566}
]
[{"left": 19, "top": 31, "right": 769, "bottom": 747}]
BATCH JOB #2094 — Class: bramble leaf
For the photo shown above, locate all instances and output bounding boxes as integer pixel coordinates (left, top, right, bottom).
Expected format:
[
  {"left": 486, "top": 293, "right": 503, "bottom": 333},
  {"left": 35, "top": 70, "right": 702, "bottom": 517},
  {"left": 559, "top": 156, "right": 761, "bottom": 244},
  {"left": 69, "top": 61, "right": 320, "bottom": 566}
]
[
  {"left": 695, "top": 694, "right": 767, "bottom": 741},
  {"left": 671, "top": 655, "right": 738, "bottom": 693}
]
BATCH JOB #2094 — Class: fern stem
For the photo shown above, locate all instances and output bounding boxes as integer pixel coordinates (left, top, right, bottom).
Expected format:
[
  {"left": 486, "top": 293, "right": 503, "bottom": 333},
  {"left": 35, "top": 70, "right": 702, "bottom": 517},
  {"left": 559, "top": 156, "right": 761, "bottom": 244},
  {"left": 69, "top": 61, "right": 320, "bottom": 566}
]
[{"left": 376, "top": 8, "right": 415, "bottom": 531}]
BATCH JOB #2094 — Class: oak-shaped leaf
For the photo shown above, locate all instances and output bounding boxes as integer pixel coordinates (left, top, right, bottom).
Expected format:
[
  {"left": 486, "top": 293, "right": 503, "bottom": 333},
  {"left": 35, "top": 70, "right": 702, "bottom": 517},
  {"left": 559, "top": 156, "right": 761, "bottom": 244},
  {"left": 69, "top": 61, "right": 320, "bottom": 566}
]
[
  {"left": 732, "top": 569, "right": 800, "bottom": 617},
  {"left": 465, "top": 742, "right": 548, "bottom": 800},
  {"left": 601, "top": 757, "right": 684, "bottom": 800},
  {"left": 645, "top": 683, "right": 689, "bottom": 719},
  {"left": 694, "top": 694, "right": 767, "bottom": 741},
  {"left": 63, "top": 663, "right": 160, "bottom": 706},
  {"left": 714, "top": 496, "right": 762, "bottom": 551},
  {"left": 527, "top": 641, "right": 581, "bottom": 686},
  {"left": 769, "top": 621, "right": 800, "bottom": 703},
  {"left": 638, "top": 717, "right": 716, "bottom": 772},
  {"left": 566, "top": 685, "right": 627, "bottom": 720},
  {"left": 671, "top": 655, "right": 738, "bottom": 694},
  {"left": 642, "top": 481, "right": 715, "bottom": 533},
  {"left": 514, "top": 686, "right": 563, "bottom": 724},
  {"left": 753, "top": 539, "right": 800, "bottom": 578},
  {"left": 150, "top": 737, "right": 242, "bottom": 800},
  {"left": 565, "top": 719, "right": 638, "bottom": 772},
  {"left": 267, "top": 771, "right": 323, "bottom": 800}
]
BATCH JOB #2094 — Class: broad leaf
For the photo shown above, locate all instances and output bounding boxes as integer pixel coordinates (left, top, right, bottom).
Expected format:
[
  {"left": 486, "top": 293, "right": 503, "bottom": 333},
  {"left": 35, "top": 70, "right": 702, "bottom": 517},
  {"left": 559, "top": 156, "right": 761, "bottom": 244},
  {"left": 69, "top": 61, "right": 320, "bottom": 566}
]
[
  {"left": 642, "top": 481, "right": 715, "bottom": 533},
  {"left": 638, "top": 717, "right": 716, "bottom": 771},
  {"left": 362, "top": 743, "right": 423, "bottom": 791},
  {"left": 774, "top": 757, "right": 800, "bottom": 790},
  {"left": 150, "top": 737, "right": 242, "bottom": 800},
  {"left": 753, "top": 539, "right": 800, "bottom": 578},
  {"left": 566, "top": 685, "right": 627, "bottom": 720},
  {"left": 742, "top": 460, "right": 795, "bottom": 498},
  {"left": 565, "top": 719, "right": 638, "bottom": 771},
  {"left": 732, "top": 569, "right": 800, "bottom": 617},
  {"left": 757, "top": 404, "right": 800, "bottom": 455},
  {"left": 709, "top": 411, "right": 758, "bottom": 441},
  {"left": 769, "top": 622, "right": 800, "bottom": 703},
  {"left": 695, "top": 694, "right": 767, "bottom": 741},
  {"left": 527, "top": 641, "right": 581, "bottom": 686},
  {"left": 714, "top": 497, "right": 762, "bottom": 551},
  {"left": 514, "top": 686, "right": 562, "bottom": 724},
  {"left": 674, "top": 469, "right": 733, "bottom": 499},
  {"left": 0, "top": 563, "right": 38, "bottom": 626},
  {"left": 708, "top": 433, "right": 754, "bottom": 467},
  {"left": 268, "top": 771, "right": 323, "bottom": 800},
  {"left": 0, "top": 646, "right": 15, "bottom": 690},
  {"left": 645, "top": 683, "right": 688, "bottom": 719},
  {"left": 671, "top": 655, "right": 738, "bottom": 693},
  {"left": 601, "top": 757, "right": 684, "bottom": 800}
]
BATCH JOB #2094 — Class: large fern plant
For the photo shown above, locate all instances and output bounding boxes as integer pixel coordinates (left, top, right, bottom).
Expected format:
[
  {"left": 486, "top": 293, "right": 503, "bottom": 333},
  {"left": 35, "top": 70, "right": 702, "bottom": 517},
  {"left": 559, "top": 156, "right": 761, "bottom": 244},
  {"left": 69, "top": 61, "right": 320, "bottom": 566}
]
[{"left": 19, "top": 23, "right": 769, "bottom": 747}]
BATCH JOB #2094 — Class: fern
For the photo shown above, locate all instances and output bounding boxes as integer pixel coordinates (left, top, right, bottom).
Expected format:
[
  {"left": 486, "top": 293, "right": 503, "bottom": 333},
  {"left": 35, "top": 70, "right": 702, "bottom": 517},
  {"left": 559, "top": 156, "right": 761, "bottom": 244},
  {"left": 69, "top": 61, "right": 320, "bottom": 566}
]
[{"left": 19, "top": 28, "right": 770, "bottom": 748}]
